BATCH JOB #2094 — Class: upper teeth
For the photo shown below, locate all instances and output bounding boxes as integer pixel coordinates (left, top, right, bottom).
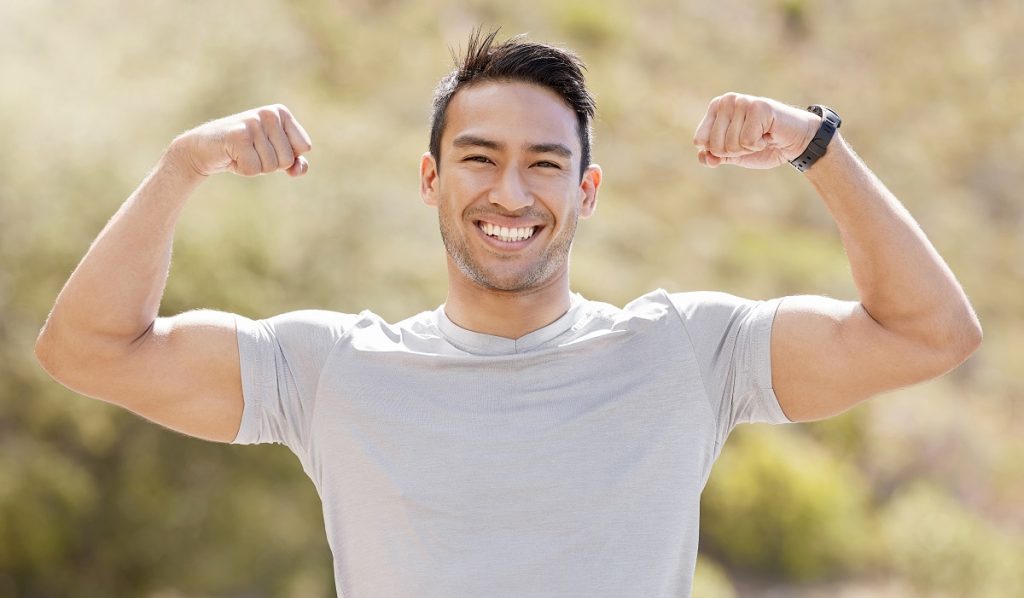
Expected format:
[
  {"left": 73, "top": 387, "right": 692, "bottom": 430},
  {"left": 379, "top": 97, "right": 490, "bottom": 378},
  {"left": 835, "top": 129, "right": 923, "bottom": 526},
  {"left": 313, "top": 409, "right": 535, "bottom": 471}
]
[{"left": 481, "top": 222, "right": 537, "bottom": 242}]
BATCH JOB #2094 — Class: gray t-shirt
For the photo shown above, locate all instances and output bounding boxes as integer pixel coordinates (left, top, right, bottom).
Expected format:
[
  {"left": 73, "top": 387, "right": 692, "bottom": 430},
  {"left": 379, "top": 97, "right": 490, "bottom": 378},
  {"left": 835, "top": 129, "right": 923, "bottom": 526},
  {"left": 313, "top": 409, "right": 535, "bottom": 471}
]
[{"left": 232, "top": 289, "right": 791, "bottom": 597}]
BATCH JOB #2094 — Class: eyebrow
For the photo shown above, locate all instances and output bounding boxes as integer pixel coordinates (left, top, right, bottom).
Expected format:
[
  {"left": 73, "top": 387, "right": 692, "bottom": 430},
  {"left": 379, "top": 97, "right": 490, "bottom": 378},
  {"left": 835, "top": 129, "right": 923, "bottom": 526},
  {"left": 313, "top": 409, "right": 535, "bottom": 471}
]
[
  {"left": 451, "top": 135, "right": 574, "bottom": 159},
  {"left": 527, "top": 142, "right": 573, "bottom": 159}
]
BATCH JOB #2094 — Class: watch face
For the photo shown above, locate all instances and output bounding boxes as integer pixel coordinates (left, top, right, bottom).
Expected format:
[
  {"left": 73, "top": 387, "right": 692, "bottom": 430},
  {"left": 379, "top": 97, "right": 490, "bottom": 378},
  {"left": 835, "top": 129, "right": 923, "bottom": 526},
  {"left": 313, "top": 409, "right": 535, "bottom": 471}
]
[{"left": 811, "top": 105, "right": 841, "bottom": 127}]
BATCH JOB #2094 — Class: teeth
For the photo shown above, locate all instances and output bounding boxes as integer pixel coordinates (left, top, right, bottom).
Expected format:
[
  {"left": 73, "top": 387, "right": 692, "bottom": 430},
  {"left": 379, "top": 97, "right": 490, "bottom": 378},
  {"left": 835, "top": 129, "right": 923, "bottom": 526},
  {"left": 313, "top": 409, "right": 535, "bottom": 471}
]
[{"left": 481, "top": 222, "right": 537, "bottom": 242}]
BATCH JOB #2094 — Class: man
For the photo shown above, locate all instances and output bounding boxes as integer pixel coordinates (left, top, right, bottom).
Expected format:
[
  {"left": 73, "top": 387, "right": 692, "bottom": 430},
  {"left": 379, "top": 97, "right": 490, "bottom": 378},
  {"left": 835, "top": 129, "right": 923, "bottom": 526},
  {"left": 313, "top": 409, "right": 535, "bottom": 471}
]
[{"left": 36, "top": 29, "right": 980, "bottom": 597}]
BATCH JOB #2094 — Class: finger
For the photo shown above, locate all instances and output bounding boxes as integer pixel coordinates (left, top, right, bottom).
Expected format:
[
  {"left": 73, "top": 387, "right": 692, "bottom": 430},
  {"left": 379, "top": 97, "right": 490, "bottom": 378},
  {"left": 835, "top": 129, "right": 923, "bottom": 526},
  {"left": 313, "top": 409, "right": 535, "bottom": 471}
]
[
  {"left": 247, "top": 120, "right": 278, "bottom": 173},
  {"left": 739, "top": 101, "right": 771, "bottom": 152},
  {"left": 286, "top": 155, "right": 309, "bottom": 177},
  {"left": 232, "top": 145, "right": 263, "bottom": 177},
  {"left": 280, "top": 108, "right": 313, "bottom": 155},
  {"left": 692, "top": 100, "right": 718, "bottom": 150},
  {"left": 723, "top": 108, "right": 746, "bottom": 156},
  {"left": 259, "top": 108, "right": 296, "bottom": 170},
  {"left": 708, "top": 103, "right": 733, "bottom": 157},
  {"left": 697, "top": 149, "right": 723, "bottom": 168}
]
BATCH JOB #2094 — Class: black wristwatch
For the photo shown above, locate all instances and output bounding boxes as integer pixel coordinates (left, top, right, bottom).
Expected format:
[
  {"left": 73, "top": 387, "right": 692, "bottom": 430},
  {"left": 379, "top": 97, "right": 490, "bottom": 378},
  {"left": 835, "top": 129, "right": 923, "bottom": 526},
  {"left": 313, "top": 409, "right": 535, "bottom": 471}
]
[{"left": 790, "top": 105, "right": 841, "bottom": 172}]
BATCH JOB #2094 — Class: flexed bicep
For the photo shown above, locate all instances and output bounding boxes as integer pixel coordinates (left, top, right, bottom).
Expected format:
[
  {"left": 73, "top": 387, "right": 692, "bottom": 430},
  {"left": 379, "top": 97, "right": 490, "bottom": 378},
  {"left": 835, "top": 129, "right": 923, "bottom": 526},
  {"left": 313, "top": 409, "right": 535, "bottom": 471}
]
[{"left": 770, "top": 295, "right": 962, "bottom": 422}]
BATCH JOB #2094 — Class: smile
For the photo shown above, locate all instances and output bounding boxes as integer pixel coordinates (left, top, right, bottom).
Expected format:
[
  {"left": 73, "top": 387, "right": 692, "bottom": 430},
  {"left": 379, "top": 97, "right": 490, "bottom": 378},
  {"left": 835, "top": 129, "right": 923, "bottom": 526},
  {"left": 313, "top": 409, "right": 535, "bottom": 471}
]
[{"left": 476, "top": 221, "right": 539, "bottom": 243}]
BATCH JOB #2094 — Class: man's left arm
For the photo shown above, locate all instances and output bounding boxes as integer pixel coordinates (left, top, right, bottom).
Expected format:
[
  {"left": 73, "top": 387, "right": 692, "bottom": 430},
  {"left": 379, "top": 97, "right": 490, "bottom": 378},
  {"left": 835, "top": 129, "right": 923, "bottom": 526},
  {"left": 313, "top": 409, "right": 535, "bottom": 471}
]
[{"left": 693, "top": 93, "right": 983, "bottom": 422}]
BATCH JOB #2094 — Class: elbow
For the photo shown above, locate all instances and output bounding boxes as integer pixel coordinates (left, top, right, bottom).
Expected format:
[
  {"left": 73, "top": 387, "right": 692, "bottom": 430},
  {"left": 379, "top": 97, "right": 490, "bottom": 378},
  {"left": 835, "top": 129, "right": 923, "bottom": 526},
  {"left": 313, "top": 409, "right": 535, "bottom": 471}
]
[
  {"left": 35, "top": 322, "right": 70, "bottom": 383},
  {"left": 934, "top": 310, "right": 983, "bottom": 370},
  {"left": 35, "top": 318, "right": 154, "bottom": 393},
  {"left": 953, "top": 300, "right": 983, "bottom": 356},
  {"left": 34, "top": 320, "right": 96, "bottom": 387},
  {"left": 958, "top": 315, "right": 983, "bottom": 359}
]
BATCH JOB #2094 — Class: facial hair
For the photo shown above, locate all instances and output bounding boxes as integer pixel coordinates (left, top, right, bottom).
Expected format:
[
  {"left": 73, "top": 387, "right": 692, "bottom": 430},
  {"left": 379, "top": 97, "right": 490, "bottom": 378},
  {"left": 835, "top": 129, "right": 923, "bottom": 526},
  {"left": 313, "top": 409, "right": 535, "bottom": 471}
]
[{"left": 437, "top": 201, "right": 578, "bottom": 292}]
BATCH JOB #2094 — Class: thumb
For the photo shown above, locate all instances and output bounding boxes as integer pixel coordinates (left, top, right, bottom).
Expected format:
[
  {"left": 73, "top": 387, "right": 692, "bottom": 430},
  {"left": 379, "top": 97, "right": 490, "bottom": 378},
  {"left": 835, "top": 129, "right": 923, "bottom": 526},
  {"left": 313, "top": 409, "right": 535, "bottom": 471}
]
[
  {"left": 698, "top": 150, "right": 736, "bottom": 168},
  {"left": 746, "top": 133, "right": 769, "bottom": 152},
  {"left": 286, "top": 155, "right": 309, "bottom": 177}
]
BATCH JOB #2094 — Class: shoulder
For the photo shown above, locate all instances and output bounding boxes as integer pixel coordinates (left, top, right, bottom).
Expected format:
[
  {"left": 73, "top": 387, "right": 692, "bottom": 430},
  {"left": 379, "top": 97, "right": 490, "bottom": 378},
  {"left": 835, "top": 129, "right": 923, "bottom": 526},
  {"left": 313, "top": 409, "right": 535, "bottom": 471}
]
[
  {"left": 571, "top": 289, "right": 750, "bottom": 325},
  {"left": 663, "top": 289, "right": 759, "bottom": 311},
  {"left": 234, "top": 309, "right": 378, "bottom": 355},
  {"left": 241, "top": 306, "right": 450, "bottom": 352},
  {"left": 241, "top": 309, "right": 367, "bottom": 333},
  {"left": 616, "top": 290, "right": 782, "bottom": 345},
  {"left": 567, "top": 290, "right": 689, "bottom": 336},
  {"left": 613, "top": 289, "right": 762, "bottom": 320}
]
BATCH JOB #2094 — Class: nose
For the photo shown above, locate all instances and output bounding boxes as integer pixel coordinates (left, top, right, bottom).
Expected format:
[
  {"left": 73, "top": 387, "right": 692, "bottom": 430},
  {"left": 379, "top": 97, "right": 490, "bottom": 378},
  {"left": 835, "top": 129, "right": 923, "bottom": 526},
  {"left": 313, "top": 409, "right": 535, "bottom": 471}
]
[{"left": 489, "top": 166, "right": 534, "bottom": 212}]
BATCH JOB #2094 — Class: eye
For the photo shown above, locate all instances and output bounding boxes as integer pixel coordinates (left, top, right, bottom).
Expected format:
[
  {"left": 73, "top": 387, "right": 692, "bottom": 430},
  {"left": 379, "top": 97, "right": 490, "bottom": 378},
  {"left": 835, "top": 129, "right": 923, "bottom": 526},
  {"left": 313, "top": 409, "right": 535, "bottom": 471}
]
[
  {"left": 464, "top": 155, "right": 493, "bottom": 164},
  {"left": 533, "top": 161, "right": 562, "bottom": 169}
]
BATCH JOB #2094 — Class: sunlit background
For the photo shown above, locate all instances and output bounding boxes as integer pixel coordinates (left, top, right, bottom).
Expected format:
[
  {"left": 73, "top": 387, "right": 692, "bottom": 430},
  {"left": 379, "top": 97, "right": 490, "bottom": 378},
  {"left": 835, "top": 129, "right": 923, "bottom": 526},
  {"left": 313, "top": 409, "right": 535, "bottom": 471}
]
[{"left": 2, "top": 0, "right": 1021, "bottom": 596}]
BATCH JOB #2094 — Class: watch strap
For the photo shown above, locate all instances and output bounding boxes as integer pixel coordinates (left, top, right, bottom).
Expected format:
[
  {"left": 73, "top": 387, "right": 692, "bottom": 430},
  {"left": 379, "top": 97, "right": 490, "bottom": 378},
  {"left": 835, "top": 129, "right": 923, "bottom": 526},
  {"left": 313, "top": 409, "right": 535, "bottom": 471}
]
[{"left": 790, "top": 105, "right": 841, "bottom": 172}]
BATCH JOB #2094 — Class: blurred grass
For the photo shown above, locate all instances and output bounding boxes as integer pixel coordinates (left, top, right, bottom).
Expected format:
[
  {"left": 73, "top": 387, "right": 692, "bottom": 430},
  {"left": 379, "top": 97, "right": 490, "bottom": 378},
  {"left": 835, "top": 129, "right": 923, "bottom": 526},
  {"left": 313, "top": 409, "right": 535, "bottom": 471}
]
[{"left": 1, "top": 0, "right": 1021, "bottom": 595}]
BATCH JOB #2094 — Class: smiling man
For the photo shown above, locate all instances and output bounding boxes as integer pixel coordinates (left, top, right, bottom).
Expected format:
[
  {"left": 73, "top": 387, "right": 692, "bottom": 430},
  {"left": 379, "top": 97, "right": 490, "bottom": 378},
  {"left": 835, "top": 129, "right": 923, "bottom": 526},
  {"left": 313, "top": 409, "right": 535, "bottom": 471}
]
[
  {"left": 36, "top": 29, "right": 981, "bottom": 597},
  {"left": 423, "top": 74, "right": 601, "bottom": 339}
]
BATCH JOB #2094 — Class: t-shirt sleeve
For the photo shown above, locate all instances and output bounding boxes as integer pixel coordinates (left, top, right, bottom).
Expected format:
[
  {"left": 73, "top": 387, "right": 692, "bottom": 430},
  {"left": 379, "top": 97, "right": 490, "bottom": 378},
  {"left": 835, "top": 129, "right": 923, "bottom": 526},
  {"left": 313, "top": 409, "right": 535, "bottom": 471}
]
[
  {"left": 667, "top": 290, "right": 793, "bottom": 448},
  {"left": 231, "top": 309, "right": 360, "bottom": 450}
]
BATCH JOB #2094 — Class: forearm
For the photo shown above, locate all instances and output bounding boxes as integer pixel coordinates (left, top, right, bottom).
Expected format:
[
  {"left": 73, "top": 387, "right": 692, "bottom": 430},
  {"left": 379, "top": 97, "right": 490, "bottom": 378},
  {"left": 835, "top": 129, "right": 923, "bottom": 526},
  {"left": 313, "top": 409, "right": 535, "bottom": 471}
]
[
  {"left": 805, "top": 133, "right": 981, "bottom": 350},
  {"left": 38, "top": 144, "right": 204, "bottom": 364}
]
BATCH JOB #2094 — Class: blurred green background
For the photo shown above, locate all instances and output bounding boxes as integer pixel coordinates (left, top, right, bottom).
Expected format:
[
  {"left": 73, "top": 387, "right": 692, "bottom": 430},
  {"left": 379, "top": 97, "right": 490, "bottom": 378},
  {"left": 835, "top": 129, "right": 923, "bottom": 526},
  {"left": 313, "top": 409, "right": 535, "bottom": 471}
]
[{"left": 2, "top": 0, "right": 1021, "bottom": 596}]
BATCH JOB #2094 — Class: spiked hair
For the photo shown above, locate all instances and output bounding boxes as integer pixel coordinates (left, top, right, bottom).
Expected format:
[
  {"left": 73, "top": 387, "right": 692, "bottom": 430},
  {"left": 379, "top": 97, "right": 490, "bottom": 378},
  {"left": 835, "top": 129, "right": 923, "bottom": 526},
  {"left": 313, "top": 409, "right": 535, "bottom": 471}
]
[{"left": 429, "top": 28, "right": 596, "bottom": 180}]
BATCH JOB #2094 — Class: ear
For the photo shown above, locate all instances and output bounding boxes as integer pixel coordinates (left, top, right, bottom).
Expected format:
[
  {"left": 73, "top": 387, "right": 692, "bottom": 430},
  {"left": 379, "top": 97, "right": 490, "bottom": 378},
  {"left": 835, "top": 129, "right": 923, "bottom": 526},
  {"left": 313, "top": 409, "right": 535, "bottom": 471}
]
[
  {"left": 420, "top": 152, "right": 439, "bottom": 207},
  {"left": 578, "top": 164, "right": 602, "bottom": 219}
]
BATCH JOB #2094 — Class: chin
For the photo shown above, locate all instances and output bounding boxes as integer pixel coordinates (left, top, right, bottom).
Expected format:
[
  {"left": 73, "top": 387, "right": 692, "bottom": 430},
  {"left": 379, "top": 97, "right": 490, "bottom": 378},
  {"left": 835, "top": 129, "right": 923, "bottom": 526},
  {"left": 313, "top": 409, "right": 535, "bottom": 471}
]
[
  {"left": 463, "top": 258, "right": 567, "bottom": 293},
  {"left": 468, "top": 272, "right": 542, "bottom": 293}
]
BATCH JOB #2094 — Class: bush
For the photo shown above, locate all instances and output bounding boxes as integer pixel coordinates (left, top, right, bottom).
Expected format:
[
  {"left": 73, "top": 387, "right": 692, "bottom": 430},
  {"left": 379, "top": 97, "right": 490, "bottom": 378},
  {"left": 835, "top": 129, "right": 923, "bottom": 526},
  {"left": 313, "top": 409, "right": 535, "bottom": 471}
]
[{"left": 700, "top": 426, "right": 871, "bottom": 581}]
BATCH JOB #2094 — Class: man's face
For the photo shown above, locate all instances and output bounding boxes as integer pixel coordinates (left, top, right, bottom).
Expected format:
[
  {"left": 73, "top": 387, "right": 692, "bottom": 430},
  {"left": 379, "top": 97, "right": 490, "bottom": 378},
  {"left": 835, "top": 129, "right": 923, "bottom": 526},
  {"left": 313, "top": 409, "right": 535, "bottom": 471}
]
[{"left": 420, "top": 80, "right": 601, "bottom": 293}]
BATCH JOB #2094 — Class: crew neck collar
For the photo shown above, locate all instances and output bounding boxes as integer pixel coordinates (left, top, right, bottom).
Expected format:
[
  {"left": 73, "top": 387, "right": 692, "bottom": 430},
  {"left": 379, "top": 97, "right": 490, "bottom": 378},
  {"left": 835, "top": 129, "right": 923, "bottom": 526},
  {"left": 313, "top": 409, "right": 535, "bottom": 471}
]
[{"left": 435, "top": 293, "right": 586, "bottom": 355}]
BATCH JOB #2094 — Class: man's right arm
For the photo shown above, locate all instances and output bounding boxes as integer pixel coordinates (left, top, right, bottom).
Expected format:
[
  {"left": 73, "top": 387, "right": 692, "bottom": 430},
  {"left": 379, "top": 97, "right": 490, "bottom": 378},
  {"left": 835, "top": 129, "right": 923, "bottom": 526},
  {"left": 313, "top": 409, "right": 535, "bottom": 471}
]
[{"left": 34, "top": 105, "right": 312, "bottom": 443}]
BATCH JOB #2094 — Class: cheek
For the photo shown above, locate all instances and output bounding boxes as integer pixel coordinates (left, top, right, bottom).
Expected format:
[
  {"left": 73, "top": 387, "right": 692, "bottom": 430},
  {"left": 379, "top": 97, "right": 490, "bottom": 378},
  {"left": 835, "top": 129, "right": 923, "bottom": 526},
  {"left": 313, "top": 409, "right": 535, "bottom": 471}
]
[
  {"left": 541, "top": 180, "right": 585, "bottom": 211},
  {"left": 444, "top": 170, "right": 493, "bottom": 202},
  {"left": 523, "top": 171, "right": 575, "bottom": 198}
]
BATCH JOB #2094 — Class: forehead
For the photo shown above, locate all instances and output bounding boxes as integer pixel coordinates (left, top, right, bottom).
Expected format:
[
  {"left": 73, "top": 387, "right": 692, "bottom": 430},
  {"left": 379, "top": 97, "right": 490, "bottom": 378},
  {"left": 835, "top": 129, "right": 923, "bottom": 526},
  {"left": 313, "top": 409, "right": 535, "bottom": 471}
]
[{"left": 442, "top": 80, "right": 580, "bottom": 153}]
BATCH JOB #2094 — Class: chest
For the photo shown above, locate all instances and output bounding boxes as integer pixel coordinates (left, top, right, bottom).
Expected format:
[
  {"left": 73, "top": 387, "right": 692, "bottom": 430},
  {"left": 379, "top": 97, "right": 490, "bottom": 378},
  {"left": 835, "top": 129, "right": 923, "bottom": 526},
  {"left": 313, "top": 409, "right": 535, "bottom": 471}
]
[{"left": 306, "top": 330, "right": 716, "bottom": 505}]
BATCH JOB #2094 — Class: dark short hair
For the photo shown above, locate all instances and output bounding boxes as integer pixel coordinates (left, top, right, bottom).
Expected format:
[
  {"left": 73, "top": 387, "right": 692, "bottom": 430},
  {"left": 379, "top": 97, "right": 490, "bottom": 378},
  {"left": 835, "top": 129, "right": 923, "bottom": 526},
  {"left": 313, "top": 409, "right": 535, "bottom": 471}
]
[{"left": 429, "top": 28, "right": 596, "bottom": 180}]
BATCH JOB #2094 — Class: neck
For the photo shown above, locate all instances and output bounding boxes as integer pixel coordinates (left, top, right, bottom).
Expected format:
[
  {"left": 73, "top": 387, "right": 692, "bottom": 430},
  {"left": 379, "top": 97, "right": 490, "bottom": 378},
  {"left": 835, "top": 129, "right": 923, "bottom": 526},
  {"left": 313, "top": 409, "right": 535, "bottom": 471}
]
[{"left": 443, "top": 264, "right": 573, "bottom": 340}]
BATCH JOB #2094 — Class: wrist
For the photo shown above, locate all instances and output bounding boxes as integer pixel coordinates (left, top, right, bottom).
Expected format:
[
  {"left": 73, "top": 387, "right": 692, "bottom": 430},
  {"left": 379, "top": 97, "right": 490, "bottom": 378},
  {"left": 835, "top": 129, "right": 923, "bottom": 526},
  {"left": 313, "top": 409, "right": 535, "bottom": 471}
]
[
  {"left": 802, "top": 131, "right": 849, "bottom": 179},
  {"left": 162, "top": 136, "right": 209, "bottom": 184},
  {"left": 790, "top": 105, "right": 841, "bottom": 172}
]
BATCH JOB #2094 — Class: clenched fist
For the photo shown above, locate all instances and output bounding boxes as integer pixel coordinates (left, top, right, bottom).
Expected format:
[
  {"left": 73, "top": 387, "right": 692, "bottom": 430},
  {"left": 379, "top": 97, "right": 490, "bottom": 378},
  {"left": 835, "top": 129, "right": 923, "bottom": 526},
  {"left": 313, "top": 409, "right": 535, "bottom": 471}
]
[
  {"left": 169, "top": 105, "right": 313, "bottom": 178},
  {"left": 693, "top": 93, "right": 821, "bottom": 169}
]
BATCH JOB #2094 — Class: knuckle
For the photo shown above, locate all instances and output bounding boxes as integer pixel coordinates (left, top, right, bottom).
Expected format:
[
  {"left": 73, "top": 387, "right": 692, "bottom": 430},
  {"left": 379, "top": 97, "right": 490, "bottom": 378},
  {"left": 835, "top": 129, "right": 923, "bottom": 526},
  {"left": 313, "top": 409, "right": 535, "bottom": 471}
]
[
  {"left": 243, "top": 118, "right": 261, "bottom": 135},
  {"left": 257, "top": 107, "right": 280, "bottom": 124},
  {"left": 238, "top": 160, "right": 258, "bottom": 176},
  {"left": 225, "top": 128, "right": 250, "bottom": 149}
]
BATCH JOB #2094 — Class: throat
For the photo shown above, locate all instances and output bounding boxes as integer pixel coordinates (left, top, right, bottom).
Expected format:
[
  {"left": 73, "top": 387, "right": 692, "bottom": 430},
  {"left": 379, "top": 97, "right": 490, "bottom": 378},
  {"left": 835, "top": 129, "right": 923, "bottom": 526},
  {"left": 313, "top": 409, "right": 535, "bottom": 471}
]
[{"left": 443, "top": 287, "right": 574, "bottom": 340}]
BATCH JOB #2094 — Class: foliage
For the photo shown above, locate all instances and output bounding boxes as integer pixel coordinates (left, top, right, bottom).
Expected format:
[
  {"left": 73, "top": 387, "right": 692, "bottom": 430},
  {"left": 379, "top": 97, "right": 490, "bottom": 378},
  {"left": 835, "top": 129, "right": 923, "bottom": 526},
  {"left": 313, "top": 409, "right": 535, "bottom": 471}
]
[
  {"left": 1, "top": 0, "right": 1021, "bottom": 595},
  {"left": 878, "top": 482, "right": 1024, "bottom": 596},
  {"left": 701, "top": 427, "right": 871, "bottom": 580}
]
